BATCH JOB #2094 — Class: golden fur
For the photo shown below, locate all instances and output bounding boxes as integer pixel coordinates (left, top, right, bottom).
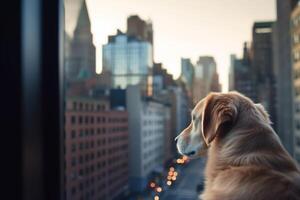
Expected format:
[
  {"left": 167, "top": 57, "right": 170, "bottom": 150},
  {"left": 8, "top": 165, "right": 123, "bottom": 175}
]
[{"left": 176, "top": 92, "right": 300, "bottom": 200}]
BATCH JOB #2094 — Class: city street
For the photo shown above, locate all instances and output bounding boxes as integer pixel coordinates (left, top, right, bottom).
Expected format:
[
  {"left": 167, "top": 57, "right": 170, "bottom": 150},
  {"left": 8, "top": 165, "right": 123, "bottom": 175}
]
[{"left": 161, "top": 158, "right": 205, "bottom": 200}]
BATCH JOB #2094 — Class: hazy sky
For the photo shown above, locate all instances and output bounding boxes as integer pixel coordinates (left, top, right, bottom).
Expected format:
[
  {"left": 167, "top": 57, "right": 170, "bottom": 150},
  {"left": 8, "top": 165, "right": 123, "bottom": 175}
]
[{"left": 66, "top": 0, "right": 276, "bottom": 91}]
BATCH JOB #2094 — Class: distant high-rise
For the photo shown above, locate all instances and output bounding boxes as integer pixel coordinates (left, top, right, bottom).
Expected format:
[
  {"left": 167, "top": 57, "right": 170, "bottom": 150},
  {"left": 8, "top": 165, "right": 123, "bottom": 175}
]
[
  {"left": 152, "top": 62, "right": 175, "bottom": 94},
  {"left": 193, "top": 56, "right": 220, "bottom": 104},
  {"left": 127, "top": 15, "right": 153, "bottom": 45},
  {"left": 291, "top": 3, "right": 300, "bottom": 163},
  {"left": 102, "top": 30, "right": 153, "bottom": 93},
  {"left": 180, "top": 58, "right": 194, "bottom": 98},
  {"left": 66, "top": 0, "right": 96, "bottom": 80},
  {"left": 251, "top": 22, "right": 277, "bottom": 129},
  {"left": 274, "top": 0, "right": 298, "bottom": 157},
  {"left": 231, "top": 43, "right": 256, "bottom": 100}
]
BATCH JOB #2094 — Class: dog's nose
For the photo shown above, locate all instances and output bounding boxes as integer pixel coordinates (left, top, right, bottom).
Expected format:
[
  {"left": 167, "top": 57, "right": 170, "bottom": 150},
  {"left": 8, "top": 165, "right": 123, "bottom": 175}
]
[{"left": 185, "top": 151, "right": 196, "bottom": 156}]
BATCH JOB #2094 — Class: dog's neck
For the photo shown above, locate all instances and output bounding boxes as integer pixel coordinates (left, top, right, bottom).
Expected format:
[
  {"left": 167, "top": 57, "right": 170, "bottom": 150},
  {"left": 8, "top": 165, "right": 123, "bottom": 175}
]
[{"left": 204, "top": 123, "right": 299, "bottom": 187}]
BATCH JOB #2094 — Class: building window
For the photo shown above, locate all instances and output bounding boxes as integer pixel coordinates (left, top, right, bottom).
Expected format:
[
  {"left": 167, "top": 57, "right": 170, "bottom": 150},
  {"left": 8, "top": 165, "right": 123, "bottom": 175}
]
[
  {"left": 73, "top": 101, "right": 77, "bottom": 110},
  {"left": 71, "top": 157, "right": 76, "bottom": 166},
  {"left": 71, "top": 116, "right": 76, "bottom": 124},
  {"left": 85, "top": 116, "right": 89, "bottom": 124},
  {"left": 79, "top": 116, "right": 83, "bottom": 124},
  {"left": 71, "top": 130, "right": 76, "bottom": 139},
  {"left": 71, "top": 143, "right": 76, "bottom": 152}
]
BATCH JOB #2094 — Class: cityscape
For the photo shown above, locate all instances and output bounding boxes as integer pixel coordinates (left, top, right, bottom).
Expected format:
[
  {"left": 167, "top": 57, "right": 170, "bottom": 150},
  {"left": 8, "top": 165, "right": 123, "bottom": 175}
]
[{"left": 63, "top": 0, "right": 300, "bottom": 200}]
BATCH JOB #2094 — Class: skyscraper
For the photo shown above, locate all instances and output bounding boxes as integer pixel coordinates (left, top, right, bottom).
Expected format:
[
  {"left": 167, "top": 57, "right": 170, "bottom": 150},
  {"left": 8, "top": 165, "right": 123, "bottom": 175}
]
[
  {"left": 274, "top": 0, "right": 298, "bottom": 157},
  {"left": 127, "top": 15, "right": 153, "bottom": 45},
  {"left": 180, "top": 58, "right": 194, "bottom": 98},
  {"left": 102, "top": 30, "right": 153, "bottom": 93},
  {"left": 193, "top": 56, "right": 220, "bottom": 104},
  {"left": 231, "top": 43, "right": 256, "bottom": 100},
  {"left": 251, "top": 22, "right": 277, "bottom": 129},
  {"left": 66, "top": 0, "right": 96, "bottom": 80}
]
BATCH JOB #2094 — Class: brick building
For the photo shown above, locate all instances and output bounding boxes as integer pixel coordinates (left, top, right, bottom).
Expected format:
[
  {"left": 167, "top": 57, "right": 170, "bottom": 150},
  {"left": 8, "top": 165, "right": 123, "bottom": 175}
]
[{"left": 65, "top": 96, "right": 129, "bottom": 200}]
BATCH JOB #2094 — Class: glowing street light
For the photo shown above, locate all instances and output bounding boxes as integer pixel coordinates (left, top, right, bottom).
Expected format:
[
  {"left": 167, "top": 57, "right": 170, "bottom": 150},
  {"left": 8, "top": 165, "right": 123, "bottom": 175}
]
[
  {"left": 156, "top": 187, "right": 162, "bottom": 193},
  {"left": 167, "top": 180, "right": 172, "bottom": 186},
  {"left": 150, "top": 182, "right": 156, "bottom": 188}
]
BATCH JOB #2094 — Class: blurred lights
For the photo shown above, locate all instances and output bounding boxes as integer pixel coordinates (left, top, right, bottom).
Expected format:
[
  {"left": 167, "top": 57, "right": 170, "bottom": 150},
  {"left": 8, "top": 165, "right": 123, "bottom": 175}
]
[
  {"left": 150, "top": 182, "right": 156, "bottom": 188},
  {"left": 182, "top": 155, "right": 189, "bottom": 161},
  {"left": 156, "top": 187, "right": 162, "bottom": 193},
  {"left": 154, "top": 195, "right": 159, "bottom": 200},
  {"left": 167, "top": 180, "right": 172, "bottom": 186}
]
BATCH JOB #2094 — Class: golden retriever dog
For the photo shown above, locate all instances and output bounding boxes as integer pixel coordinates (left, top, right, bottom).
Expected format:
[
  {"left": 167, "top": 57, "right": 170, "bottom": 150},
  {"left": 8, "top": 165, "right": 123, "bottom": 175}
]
[{"left": 176, "top": 91, "right": 300, "bottom": 200}]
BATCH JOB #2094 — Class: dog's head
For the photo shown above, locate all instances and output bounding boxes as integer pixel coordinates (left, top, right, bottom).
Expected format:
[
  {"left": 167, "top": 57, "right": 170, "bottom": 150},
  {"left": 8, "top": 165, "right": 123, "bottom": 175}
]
[{"left": 176, "top": 91, "right": 270, "bottom": 159}]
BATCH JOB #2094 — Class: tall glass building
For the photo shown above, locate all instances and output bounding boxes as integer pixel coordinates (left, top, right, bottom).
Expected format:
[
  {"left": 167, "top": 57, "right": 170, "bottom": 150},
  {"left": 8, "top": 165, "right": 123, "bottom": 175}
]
[{"left": 102, "top": 30, "right": 153, "bottom": 90}]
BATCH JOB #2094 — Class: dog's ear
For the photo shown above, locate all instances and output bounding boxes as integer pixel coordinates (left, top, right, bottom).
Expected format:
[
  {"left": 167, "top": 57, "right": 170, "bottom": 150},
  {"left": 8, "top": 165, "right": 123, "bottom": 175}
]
[
  {"left": 255, "top": 103, "right": 271, "bottom": 124},
  {"left": 201, "top": 93, "right": 238, "bottom": 146}
]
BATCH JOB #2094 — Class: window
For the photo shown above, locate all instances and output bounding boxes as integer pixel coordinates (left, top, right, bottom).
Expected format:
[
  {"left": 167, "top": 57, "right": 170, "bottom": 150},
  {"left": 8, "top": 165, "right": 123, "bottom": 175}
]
[
  {"left": 62, "top": 1, "right": 298, "bottom": 200},
  {"left": 71, "top": 130, "right": 76, "bottom": 139},
  {"left": 71, "top": 116, "right": 76, "bottom": 124}
]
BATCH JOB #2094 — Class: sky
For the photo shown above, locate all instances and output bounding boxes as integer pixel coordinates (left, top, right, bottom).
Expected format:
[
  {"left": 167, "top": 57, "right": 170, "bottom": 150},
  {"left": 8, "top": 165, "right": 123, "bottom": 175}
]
[{"left": 65, "top": 0, "right": 276, "bottom": 91}]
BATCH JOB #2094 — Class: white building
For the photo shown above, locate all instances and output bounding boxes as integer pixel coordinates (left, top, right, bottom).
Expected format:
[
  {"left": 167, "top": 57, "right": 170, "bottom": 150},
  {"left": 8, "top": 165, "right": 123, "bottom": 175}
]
[{"left": 126, "top": 85, "right": 168, "bottom": 192}]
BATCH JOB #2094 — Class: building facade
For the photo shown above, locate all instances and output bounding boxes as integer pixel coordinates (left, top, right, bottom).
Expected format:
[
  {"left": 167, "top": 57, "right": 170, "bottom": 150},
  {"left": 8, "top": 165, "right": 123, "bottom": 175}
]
[
  {"left": 292, "top": 4, "right": 300, "bottom": 163},
  {"left": 231, "top": 43, "right": 256, "bottom": 100},
  {"left": 126, "top": 85, "right": 169, "bottom": 192},
  {"left": 274, "top": 0, "right": 298, "bottom": 157},
  {"left": 251, "top": 22, "right": 277, "bottom": 130},
  {"left": 127, "top": 15, "right": 153, "bottom": 45},
  {"left": 180, "top": 58, "right": 194, "bottom": 99},
  {"left": 102, "top": 30, "right": 153, "bottom": 93},
  {"left": 193, "top": 56, "right": 220, "bottom": 104},
  {"left": 66, "top": 0, "right": 96, "bottom": 80},
  {"left": 65, "top": 97, "right": 129, "bottom": 200}
]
